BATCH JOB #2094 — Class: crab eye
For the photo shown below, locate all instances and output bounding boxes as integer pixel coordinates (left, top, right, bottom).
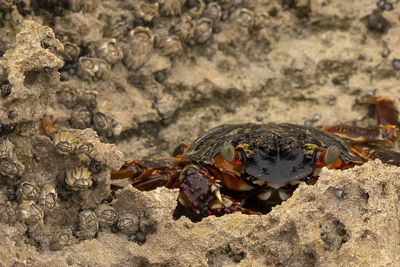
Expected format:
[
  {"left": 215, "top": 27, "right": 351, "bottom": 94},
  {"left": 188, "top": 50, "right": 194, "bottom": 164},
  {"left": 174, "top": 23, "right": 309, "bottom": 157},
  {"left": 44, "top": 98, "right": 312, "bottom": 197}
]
[
  {"left": 219, "top": 142, "right": 235, "bottom": 162},
  {"left": 324, "top": 145, "right": 340, "bottom": 165}
]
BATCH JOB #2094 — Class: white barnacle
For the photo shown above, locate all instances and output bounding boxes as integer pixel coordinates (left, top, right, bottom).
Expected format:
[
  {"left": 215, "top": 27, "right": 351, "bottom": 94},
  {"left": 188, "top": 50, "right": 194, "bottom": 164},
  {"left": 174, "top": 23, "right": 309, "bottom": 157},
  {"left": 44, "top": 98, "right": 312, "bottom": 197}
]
[
  {"left": 54, "top": 130, "right": 79, "bottom": 154},
  {"left": 65, "top": 166, "right": 93, "bottom": 190}
]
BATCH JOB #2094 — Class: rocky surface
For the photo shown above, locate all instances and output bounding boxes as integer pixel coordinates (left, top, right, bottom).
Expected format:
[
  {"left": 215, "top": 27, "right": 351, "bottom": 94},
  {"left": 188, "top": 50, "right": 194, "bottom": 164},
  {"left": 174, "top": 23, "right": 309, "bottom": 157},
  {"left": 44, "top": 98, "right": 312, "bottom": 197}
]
[
  {"left": 0, "top": 0, "right": 400, "bottom": 266},
  {"left": 1, "top": 161, "right": 399, "bottom": 266}
]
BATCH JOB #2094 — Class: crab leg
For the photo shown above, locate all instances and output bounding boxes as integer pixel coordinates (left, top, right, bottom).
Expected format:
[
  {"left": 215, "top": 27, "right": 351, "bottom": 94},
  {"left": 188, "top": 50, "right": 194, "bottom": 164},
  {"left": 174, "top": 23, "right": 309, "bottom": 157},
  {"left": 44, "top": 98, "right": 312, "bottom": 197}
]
[
  {"left": 354, "top": 95, "right": 399, "bottom": 126},
  {"left": 351, "top": 143, "right": 400, "bottom": 166},
  {"left": 110, "top": 158, "right": 182, "bottom": 190},
  {"left": 322, "top": 95, "right": 399, "bottom": 145},
  {"left": 321, "top": 125, "right": 399, "bottom": 145}
]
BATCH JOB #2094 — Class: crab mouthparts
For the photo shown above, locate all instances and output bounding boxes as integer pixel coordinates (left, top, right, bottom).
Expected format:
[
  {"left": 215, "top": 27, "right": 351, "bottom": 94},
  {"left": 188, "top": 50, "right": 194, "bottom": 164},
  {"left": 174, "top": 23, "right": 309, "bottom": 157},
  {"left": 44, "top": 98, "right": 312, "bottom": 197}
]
[{"left": 245, "top": 148, "right": 313, "bottom": 183}]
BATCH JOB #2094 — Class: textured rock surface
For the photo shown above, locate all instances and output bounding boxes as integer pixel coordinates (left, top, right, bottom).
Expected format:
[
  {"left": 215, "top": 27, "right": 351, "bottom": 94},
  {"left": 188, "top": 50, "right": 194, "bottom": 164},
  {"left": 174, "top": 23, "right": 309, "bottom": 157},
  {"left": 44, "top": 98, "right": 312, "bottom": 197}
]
[
  {"left": 1, "top": 20, "right": 63, "bottom": 125},
  {"left": 0, "top": 0, "right": 400, "bottom": 266},
  {"left": 1, "top": 161, "right": 399, "bottom": 266}
]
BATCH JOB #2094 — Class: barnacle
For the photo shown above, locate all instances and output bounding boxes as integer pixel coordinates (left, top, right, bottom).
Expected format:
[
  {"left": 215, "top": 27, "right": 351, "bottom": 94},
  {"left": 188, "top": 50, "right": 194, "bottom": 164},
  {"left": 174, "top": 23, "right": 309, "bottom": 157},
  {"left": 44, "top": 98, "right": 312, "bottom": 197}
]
[
  {"left": 92, "top": 112, "right": 110, "bottom": 136},
  {"left": 61, "top": 42, "right": 81, "bottom": 61},
  {"left": 96, "top": 204, "right": 118, "bottom": 227},
  {"left": 175, "top": 16, "right": 195, "bottom": 42},
  {"left": 124, "top": 27, "right": 154, "bottom": 70},
  {"left": 17, "top": 200, "right": 44, "bottom": 227},
  {"left": 70, "top": 105, "right": 91, "bottom": 129},
  {"left": 0, "top": 138, "right": 23, "bottom": 177},
  {"left": 78, "top": 57, "right": 111, "bottom": 81},
  {"left": 79, "top": 91, "right": 98, "bottom": 111},
  {"left": 153, "top": 24, "right": 170, "bottom": 48},
  {"left": 0, "top": 201, "right": 17, "bottom": 224},
  {"left": 253, "top": 11, "right": 268, "bottom": 29},
  {"left": 188, "top": 0, "right": 205, "bottom": 18},
  {"left": 50, "top": 229, "right": 72, "bottom": 251},
  {"left": 38, "top": 184, "right": 57, "bottom": 210},
  {"left": 105, "top": 20, "right": 130, "bottom": 40},
  {"left": 54, "top": 130, "right": 79, "bottom": 153},
  {"left": 204, "top": 2, "right": 222, "bottom": 24},
  {"left": 231, "top": 8, "right": 255, "bottom": 29},
  {"left": 0, "top": 159, "right": 20, "bottom": 177},
  {"left": 194, "top": 18, "right": 213, "bottom": 44},
  {"left": 75, "top": 143, "right": 93, "bottom": 155},
  {"left": 0, "top": 138, "right": 13, "bottom": 159},
  {"left": 65, "top": 166, "right": 93, "bottom": 190},
  {"left": 76, "top": 210, "right": 99, "bottom": 239},
  {"left": 117, "top": 214, "right": 139, "bottom": 235},
  {"left": 135, "top": 1, "right": 159, "bottom": 22},
  {"left": 0, "top": 0, "right": 13, "bottom": 9},
  {"left": 93, "top": 38, "right": 123, "bottom": 65},
  {"left": 70, "top": 0, "right": 98, "bottom": 13},
  {"left": 159, "top": 35, "right": 183, "bottom": 56},
  {"left": 56, "top": 86, "right": 77, "bottom": 108},
  {"left": 16, "top": 181, "right": 40, "bottom": 201},
  {"left": 159, "top": 0, "right": 186, "bottom": 16}
]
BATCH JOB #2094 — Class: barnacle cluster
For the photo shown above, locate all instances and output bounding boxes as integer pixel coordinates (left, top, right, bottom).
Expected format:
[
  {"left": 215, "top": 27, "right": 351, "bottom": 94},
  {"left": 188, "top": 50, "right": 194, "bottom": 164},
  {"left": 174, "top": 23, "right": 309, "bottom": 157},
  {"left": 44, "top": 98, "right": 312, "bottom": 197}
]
[
  {"left": 30, "top": 0, "right": 279, "bottom": 140},
  {"left": 0, "top": 138, "right": 23, "bottom": 177},
  {"left": 0, "top": 18, "right": 125, "bottom": 250},
  {"left": 0, "top": 0, "right": 310, "bottom": 253}
]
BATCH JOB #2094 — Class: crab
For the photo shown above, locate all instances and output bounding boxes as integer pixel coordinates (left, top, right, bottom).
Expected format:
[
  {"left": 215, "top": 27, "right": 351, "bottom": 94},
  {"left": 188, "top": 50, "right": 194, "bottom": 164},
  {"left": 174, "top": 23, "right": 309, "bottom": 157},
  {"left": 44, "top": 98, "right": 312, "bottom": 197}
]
[{"left": 111, "top": 94, "right": 399, "bottom": 220}]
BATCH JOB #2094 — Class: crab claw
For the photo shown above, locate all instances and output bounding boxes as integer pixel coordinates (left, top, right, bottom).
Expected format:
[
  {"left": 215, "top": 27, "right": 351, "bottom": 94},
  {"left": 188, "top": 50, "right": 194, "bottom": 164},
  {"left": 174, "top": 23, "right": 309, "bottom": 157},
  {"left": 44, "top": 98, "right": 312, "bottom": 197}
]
[{"left": 175, "top": 166, "right": 216, "bottom": 216}]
